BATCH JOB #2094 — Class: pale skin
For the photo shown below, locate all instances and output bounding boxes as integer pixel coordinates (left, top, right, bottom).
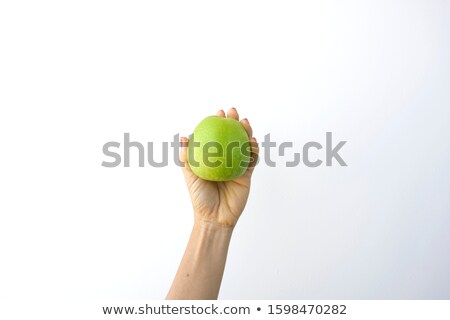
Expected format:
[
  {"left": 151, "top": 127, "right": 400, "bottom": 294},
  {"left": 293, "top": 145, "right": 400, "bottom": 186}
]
[{"left": 166, "top": 107, "right": 259, "bottom": 300}]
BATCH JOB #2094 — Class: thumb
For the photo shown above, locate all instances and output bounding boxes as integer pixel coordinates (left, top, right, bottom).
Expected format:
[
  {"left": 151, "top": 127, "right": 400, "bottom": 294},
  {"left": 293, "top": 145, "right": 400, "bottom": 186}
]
[
  {"left": 179, "top": 137, "right": 195, "bottom": 180},
  {"left": 179, "top": 136, "right": 189, "bottom": 164}
]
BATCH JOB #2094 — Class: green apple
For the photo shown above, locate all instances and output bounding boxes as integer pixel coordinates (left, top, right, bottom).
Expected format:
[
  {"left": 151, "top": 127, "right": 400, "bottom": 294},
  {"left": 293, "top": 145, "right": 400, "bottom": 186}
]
[{"left": 188, "top": 116, "right": 250, "bottom": 181}]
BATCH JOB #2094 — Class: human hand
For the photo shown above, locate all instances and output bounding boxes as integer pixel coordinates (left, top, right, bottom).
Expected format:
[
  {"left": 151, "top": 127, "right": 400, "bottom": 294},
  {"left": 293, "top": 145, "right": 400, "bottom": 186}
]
[{"left": 180, "top": 108, "right": 259, "bottom": 228}]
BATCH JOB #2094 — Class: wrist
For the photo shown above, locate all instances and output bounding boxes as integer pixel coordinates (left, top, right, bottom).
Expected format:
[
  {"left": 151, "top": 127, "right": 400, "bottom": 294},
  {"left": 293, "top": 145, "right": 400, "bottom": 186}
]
[{"left": 193, "top": 218, "right": 234, "bottom": 236}]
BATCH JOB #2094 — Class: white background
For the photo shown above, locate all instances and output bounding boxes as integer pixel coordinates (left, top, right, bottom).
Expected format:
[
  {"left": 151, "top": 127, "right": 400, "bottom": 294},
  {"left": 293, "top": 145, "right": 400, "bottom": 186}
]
[{"left": 1, "top": 0, "right": 449, "bottom": 300}]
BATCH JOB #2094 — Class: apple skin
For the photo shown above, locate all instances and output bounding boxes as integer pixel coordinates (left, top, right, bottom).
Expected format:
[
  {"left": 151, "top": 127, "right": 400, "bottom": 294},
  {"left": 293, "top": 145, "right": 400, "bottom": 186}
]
[{"left": 188, "top": 116, "right": 250, "bottom": 181}]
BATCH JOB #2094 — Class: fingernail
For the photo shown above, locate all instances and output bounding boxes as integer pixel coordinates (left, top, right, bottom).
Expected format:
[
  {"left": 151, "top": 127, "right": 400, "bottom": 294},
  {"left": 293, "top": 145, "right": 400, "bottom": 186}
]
[{"left": 180, "top": 138, "right": 188, "bottom": 146}]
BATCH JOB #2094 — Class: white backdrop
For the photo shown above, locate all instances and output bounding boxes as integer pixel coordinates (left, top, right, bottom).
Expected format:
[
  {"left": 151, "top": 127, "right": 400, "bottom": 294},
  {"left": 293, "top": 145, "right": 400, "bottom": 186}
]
[{"left": 1, "top": 0, "right": 449, "bottom": 300}]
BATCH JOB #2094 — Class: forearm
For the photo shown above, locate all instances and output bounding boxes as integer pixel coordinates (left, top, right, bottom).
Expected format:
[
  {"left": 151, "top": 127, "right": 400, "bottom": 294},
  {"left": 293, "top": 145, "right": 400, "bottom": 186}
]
[{"left": 166, "top": 219, "right": 233, "bottom": 300}]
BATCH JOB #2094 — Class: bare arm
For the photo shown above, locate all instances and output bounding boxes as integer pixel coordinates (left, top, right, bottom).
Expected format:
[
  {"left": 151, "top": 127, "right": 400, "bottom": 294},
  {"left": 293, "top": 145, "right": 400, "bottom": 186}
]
[{"left": 166, "top": 221, "right": 233, "bottom": 299}]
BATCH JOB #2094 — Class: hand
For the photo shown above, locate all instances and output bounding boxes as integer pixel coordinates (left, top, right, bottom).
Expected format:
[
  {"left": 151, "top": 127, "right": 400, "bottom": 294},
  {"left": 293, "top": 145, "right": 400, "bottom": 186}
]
[{"left": 180, "top": 108, "right": 259, "bottom": 228}]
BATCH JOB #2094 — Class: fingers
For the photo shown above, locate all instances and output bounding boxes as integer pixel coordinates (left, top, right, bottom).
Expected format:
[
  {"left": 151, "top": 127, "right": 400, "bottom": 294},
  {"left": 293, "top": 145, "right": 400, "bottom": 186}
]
[
  {"left": 213, "top": 107, "right": 258, "bottom": 177},
  {"left": 246, "top": 137, "right": 259, "bottom": 175},
  {"left": 227, "top": 107, "right": 239, "bottom": 120},
  {"left": 240, "top": 118, "right": 252, "bottom": 138},
  {"left": 226, "top": 107, "right": 253, "bottom": 138}
]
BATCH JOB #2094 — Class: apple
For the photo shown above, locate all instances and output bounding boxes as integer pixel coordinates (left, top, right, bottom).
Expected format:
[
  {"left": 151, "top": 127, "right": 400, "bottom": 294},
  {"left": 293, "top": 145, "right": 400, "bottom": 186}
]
[{"left": 188, "top": 116, "right": 250, "bottom": 181}]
